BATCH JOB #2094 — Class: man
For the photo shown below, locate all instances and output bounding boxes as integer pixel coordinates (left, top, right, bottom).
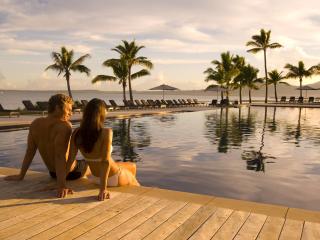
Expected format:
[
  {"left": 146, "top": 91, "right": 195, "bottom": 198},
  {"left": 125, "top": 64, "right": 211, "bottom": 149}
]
[{"left": 4, "top": 94, "right": 86, "bottom": 198}]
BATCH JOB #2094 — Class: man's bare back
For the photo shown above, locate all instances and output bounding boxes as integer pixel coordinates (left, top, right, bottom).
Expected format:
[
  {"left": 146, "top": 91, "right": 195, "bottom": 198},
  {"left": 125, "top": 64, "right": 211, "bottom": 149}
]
[
  {"left": 4, "top": 94, "right": 76, "bottom": 198},
  {"left": 30, "top": 117, "right": 71, "bottom": 172}
]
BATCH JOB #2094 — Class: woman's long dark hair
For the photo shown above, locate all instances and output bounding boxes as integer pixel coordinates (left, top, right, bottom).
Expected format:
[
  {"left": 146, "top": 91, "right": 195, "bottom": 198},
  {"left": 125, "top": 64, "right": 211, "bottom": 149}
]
[{"left": 75, "top": 98, "right": 106, "bottom": 153}]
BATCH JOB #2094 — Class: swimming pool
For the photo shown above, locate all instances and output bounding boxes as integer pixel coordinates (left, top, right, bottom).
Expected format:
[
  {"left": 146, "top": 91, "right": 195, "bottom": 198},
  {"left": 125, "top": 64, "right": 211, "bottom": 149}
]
[{"left": 1, "top": 106, "right": 320, "bottom": 210}]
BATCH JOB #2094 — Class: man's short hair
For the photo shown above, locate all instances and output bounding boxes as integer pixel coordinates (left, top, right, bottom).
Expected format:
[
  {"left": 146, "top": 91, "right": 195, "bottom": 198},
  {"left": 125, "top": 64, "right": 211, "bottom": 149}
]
[{"left": 48, "top": 94, "right": 73, "bottom": 113}]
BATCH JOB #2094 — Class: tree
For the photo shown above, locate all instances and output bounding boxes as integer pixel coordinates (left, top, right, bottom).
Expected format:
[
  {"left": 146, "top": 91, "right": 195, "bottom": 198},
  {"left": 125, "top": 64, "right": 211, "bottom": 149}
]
[
  {"left": 232, "top": 55, "right": 246, "bottom": 104},
  {"left": 112, "top": 40, "right": 153, "bottom": 101},
  {"left": 92, "top": 58, "right": 150, "bottom": 101},
  {"left": 284, "top": 61, "right": 318, "bottom": 97},
  {"left": 204, "top": 68, "right": 225, "bottom": 99},
  {"left": 207, "top": 52, "right": 240, "bottom": 101},
  {"left": 246, "top": 29, "right": 282, "bottom": 103},
  {"left": 243, "top": 65, "right": 263, "bottom": 103},
  {"left": 45, "top": 46, "right": 90, "bottom": 99},
  {"left": 268, "top": 70, "right": 288, "bottom": 102}
]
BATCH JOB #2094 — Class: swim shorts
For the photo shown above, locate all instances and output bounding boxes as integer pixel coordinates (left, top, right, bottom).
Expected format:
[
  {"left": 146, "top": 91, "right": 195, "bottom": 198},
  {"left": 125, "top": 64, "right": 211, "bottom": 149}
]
[{"left": 49, "top": 159, "right": 87, "bottom": 180}]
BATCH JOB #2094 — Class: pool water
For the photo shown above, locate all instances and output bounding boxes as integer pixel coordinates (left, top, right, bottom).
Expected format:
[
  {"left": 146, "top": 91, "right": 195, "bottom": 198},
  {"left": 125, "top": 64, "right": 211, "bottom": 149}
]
[{"left": 1, "top": 107, "right": 320, "bottom": 210}]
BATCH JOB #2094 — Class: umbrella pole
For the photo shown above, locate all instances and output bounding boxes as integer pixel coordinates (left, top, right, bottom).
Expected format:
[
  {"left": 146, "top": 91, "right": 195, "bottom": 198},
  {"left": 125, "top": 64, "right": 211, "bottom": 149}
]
[{"left": 163, "top": 89, "right": 164, "bottom": 100}]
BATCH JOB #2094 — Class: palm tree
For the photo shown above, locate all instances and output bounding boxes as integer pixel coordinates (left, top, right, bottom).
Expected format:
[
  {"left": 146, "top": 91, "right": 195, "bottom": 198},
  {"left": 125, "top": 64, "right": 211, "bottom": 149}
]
[
  {"left": 284, "top": 61, "right": 318, "bottom": 97},
  {"left": 243, "top": 65, "right": 263, "bottom": 103},
  {"left": 209, "top": 52, "right": 240, "bottom": 101},
  {"left": 112, "top": 40, "right": 153, "bottom": 101},
  {"left": 204, "top": 68, "right": 225, "bottom": 99},
  {"left": 246, "top": 29, "right": 282, "bottom": 103},
  {"left": 92, "top": 58, "right": 150, "bottom": 101},
  {"left": 268, "top": 70, "right": 289, "bottom": 102},
  {"left": 232, "top": 55, "right": 246, "bottom": 104},
  {"left": 45, "top": 46, "right": 90, "bottom": 99}
]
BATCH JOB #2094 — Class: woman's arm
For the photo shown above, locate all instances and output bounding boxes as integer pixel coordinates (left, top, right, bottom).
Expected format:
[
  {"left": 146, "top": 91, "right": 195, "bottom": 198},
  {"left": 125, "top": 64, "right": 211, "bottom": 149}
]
[
  {"left": 98, "top": 128, "right": 112, "bottom": 201},
  {"left": 66, "top": 130, "right": 79, "bottom": 174}
]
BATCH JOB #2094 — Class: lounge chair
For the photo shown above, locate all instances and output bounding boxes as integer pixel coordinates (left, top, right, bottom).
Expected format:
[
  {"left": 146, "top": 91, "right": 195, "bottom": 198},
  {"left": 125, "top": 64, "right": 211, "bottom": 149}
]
[
  {"left": 177, "top": 99, "right": 187, "bottom": 107},
  {"left": 308, "top": 97, "right": 314, "bottom": 103},
  {"left": 193, "top": 99, "right": 204, "bottom": 106},
  {"left": 315, "top": 97, "right": 320, "bottom": 103},
  {"left": 209, "top": 99, "right": 218, "bottom": 106},
  {"left": 181, "top": 99, "right": 191, "bottom": 106},
  {"left": 233, "top": 100, "right": 239, "bottom": 106},
  {"left": 124, "top": 100, "right": 140, "bottom": 109},
  {"left": 22, "top": 100, "right": 46, "bottom": 115},
  {"left": 36, "top": 101, "right": 49, "bottom": 111},
  {"left": 81, "top": 100, "right": 89, "bottom": 107},
  {"left": 288, "top": 96, "right": 295, "bottom": 103},
  {"left": 0, "top": 104, "right": 20, "bottom": 117},
  {"left": 220, "top": 99, "right": 229, "bottom": 106},
  {"left": 298, "top": 96, "right": 304, "bottom": 103},
  {"left": 280, "top": 96, "right": 286, "bottom": 103},
  {"left": 166, "top": 100, "right": 176, "bottom": 108},
  {"left": 135, "top": 100, "right": 144, "bottom": 108},
  {"left": 147, "top": 100, "right": 158, "bottom": 108},
  {"left": 109, "top": 100, "right": 127, "bottom": 110},
  {"left": 141, "top": 100, "right": 152, "bottom": 108},
  {"left": 101, "top": 100, "right": 114, "bottom": 111},
  {"left": 187, "top": 99, "right": 196, "bottom": 106},
  {"left": 155, "top": 100, "right": 166, "bottom": 108},
  {"left": 173, "top": 99, "right": 182, "bottom": 107}
]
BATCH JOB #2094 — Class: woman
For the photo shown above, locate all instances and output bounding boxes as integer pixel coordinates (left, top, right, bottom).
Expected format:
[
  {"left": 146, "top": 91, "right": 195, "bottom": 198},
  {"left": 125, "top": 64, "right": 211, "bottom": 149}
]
[{"left": 67, "top": 98, "right": 140, "bottom": 201}]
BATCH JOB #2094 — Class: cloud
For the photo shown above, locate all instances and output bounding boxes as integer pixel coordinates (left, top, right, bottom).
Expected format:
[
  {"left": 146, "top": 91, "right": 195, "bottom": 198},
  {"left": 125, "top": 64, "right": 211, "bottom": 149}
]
[{"left": 0, "top": 0, "right": 320, "bottom": 89}]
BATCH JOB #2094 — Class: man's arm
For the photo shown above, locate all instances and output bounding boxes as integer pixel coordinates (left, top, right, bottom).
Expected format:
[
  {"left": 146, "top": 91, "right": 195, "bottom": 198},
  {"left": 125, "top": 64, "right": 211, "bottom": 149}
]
[
  {"left": 66, "top": 130, "right": 79, "bottom": 174},
  {"left": 54, "top": 123, "right": 72, "bottom": 197},
  {"left": 4, "top": 129, "right": 37, "bottom": 181}
]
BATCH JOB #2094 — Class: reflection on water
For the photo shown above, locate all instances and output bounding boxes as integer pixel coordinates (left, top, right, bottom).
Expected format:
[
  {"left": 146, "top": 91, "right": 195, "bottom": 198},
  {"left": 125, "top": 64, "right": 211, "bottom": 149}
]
[{"left": 2, "top": 107, "right": 320, "bottom": 210}]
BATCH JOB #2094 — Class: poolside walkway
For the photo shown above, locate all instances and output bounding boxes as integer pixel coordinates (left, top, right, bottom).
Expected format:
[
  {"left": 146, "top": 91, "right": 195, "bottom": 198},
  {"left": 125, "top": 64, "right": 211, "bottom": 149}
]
[
  {"left": 0, "top": 106, "right": 213, "bottom": 131},
  {"left": 0, "top": 167, "right": 319, "bottom": 239}
]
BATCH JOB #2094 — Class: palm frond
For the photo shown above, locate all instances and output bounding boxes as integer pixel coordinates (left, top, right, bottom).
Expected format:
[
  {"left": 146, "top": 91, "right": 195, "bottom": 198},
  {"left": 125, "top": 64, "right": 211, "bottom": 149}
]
[
  {"left": 70, "top": 54, "right": 91, "bottom": 68},
  {"left": 45, "top": 64, "right": 63, "bottom": 76},
  {"left": 131, "top": 69, "right": 150, "bottom": 80},
  {"left": 247, "top": 48, "right": 262, "bottom": 53},
  {"left": 70, "top": 65, "right": 91, "bottom": 76},
  {"left": 92, "top": 75, "right": 117, "bottom": 83}
]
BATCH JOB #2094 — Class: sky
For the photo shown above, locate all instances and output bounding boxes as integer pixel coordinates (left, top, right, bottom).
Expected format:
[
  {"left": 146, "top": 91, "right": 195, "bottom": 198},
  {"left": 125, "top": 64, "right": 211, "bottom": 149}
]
[{"left": 0, "top": 0, "right": 320, "bottom": 91}]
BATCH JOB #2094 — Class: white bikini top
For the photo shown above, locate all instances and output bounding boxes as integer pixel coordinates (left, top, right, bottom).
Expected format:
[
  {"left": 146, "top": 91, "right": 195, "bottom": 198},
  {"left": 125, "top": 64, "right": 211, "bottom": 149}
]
[{"left": 84, "top": 145, "right": 113, "bottom": 162}]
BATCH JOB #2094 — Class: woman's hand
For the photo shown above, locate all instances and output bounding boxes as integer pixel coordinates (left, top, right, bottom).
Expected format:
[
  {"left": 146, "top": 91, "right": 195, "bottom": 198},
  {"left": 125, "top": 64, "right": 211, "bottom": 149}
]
[{"left": 98, "top": 189, "right": 110, "bottom": 201}]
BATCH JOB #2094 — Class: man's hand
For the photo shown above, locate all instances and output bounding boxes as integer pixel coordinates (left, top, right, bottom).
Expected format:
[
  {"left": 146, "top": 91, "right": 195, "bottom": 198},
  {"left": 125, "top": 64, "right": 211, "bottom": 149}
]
[
  {"left": 98, "top": 189, "right": 110, "bottom": 201},
  {"left": 57, "top": 187, "right": 74, "bottom": 198},
  {"left": 4, "top": 174, "right": 23, "bottom": 181}
]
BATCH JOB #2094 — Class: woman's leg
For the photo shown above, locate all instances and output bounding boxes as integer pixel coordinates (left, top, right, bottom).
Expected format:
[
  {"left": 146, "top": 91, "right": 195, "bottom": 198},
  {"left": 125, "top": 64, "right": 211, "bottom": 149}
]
[
  {"left": 116, "top": 162, "right": 137, "bottom": 176},
  {"left": 118, "top": 168, "right": 140, "bottom": 186}
]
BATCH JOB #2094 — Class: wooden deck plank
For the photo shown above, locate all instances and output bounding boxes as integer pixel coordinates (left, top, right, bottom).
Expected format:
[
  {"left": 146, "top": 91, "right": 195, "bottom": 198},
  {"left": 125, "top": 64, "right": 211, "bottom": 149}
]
[
  {"left": 233, "top": 213, "right": 268, "bottom": 240},
  {"left": 188, "top": 208, "right": 233, "bottom": 240},
  {"left": 301, "top": 222, "right": 320, "bottom": 240},
  {"left": 117, "top": 200, "right": 187, "bottom": 240},
  {"left": 0, "top": 192, "right": 97, "bottom": 239},
  {"left": 256, "top": 216, "right": 285, "bottom": 240},
  {"left": 28, "top": 192, "right": 133, "bottom": 240},
  {"left": 211, "top": 210, "right": 250, "bottom": 240},
  {"left": 74, "top": 196, "right": 159, "bottom": 240},
  {"left": 3, "top": 190, "right": 103, "bottom": 240},
  {"left": 51, "top": 191, "right": 152, "bottom": 240},
  {"left": 279, "top": 219, "right": 304, "bottom": 240},
  {"left": 143, "top": 203, "right": 202, "bottom": 240},
  {"left": 99, "top": 199, "right": 173, "bottom": 240},
  {"left": 165, "top": 202, "right": 217, "bottom": 240}
]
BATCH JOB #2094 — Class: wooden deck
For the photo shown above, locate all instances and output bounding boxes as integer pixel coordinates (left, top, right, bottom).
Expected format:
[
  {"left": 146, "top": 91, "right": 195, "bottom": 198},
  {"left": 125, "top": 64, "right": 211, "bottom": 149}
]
[{"left": 1, "top": 167, "right": 320, "bottom": 240}]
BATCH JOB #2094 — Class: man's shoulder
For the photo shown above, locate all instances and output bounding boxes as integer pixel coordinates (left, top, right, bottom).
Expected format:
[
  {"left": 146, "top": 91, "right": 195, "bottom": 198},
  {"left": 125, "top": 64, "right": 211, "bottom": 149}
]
[{"left": 55, "top": 120, "right": 72, "bottom": 131}]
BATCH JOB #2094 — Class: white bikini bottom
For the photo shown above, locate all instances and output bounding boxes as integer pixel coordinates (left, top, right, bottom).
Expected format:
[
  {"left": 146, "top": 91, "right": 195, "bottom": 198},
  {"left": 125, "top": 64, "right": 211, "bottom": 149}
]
[{"left": 88, "top": 168, "right": 121, "bottom": 187}]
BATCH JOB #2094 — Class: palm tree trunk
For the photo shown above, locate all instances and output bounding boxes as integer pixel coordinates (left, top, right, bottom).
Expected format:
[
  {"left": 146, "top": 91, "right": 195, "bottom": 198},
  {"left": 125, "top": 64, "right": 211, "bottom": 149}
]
[
  {"left": 239, "top": 85, "right": 242, "bottom": 104},
  {"left": 66, "top": 73, "right": 73, "bottom": 99},
  {"left": 128, "top": 67, "right": 133, "bottom": 101},
  {"left": 299, "top": 77, "right": 302, "bottom": 98},
  {"left": 263, "top": 49, "right": 268, "bottom": 103},
  {"left": 122, "top": 82, "right": 127, "bottom": 101},
  {"left": 274, "top": 84, "right": 278, "bottom": 102},
  {"left": 249, "top": 89, "right": 252, "bottom": 103}
]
